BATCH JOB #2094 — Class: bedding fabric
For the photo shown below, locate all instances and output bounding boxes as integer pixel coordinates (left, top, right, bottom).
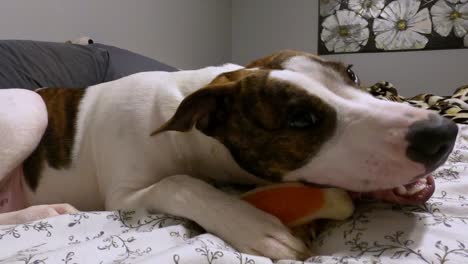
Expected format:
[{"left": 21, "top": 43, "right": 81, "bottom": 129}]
[
  {"left": 1, "top": 84, "right": 468, "bottom": 263},
  {"left": 0, "top": 126, "right": 467, "bottom": 264}
]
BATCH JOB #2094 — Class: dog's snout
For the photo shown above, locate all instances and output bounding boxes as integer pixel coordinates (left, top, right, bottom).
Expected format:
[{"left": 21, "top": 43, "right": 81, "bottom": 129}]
[{"left": 406, "top": 114, "right": 458, "bottom": 171}]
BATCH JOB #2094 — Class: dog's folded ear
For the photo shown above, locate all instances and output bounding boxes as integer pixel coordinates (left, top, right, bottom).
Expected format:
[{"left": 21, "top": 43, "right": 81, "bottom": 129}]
[
  {"left": 151, "top": 83, "right": 236, "bottom": 137},
  {"left": 151, "top": 69, "right": 260, "bottom": 137}
]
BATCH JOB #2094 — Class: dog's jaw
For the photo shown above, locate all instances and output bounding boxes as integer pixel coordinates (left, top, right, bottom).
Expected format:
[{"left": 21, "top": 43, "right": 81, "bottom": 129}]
[{"left": 349, "top": 175, "right": 435, "bottom": 205}]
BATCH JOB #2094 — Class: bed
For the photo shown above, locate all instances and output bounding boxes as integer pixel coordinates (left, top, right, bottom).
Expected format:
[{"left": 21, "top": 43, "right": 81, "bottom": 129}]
[{"left": 0, "top": 40, "right": 467, "bottom": 264}]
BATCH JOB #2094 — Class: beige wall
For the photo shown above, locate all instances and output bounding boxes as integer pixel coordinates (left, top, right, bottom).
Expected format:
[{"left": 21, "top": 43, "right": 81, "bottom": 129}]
[
  {"left": 0, "top": 0, "right": 231, "bottom": 70},
  {"left": 232, "top": 0, "right": 468, "bottom": 96},
  {"left": 1, "top": 0, "right": 466, "bottom": 94}
]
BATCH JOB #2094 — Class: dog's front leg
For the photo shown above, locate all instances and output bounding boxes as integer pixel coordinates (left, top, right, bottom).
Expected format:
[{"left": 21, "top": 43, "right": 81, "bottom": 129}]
[{"left": 111, "top": 174, "right": 310, "bottom": 260}]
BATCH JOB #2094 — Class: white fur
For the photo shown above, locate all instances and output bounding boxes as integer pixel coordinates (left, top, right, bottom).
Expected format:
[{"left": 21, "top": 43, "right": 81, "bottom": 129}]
[
  {"left": 279, "top": 57, "right": 431, "bottom": 191},
  {"left": 20, "top": 64, "right": 309, "bottom": 259}
]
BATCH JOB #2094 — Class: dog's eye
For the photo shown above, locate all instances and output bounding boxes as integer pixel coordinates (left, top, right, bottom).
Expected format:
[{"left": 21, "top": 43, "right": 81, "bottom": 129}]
[
  {"left": 287, "top": 111, "right": 318, "bottom": 129},
  {"left": 346, "top": 65, "right": 359, "bottom": 85}
]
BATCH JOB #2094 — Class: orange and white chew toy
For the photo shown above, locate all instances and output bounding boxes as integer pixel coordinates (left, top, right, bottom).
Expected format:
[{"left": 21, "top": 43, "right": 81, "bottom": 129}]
[{"left": 241, "top": 183, "right": 354, "bottom": 227}]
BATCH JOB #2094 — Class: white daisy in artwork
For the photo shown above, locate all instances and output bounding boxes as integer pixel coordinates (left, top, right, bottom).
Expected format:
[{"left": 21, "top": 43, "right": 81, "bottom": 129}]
[
  {"left": 321, "top": 10, "right": 370, "bottom": 52},
  {"left": 348, "top": 0, "right": 386, "bottom": 19},
  {"left": 320, "top": 0, "right": 342, "bottom": 17},
  {"left": 445, "top": 0, "right": 468, "bottom": 4},
  {"left": 373, "top": 0, "right": 432, "bottom": 50},
  {"left": 431, "top": 0, "right": 468, "bottom": 37}
]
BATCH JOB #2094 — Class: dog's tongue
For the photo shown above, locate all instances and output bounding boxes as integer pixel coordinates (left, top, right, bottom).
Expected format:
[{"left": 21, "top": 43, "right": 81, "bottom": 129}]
[{"left": 349, "top": 175, "right": 435, "bottom": 205}]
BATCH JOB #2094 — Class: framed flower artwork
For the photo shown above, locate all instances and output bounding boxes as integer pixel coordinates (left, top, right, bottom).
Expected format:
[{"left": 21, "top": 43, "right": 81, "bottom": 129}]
[{"left": 318, "top": 0, "right": 468, "bottom": 54}]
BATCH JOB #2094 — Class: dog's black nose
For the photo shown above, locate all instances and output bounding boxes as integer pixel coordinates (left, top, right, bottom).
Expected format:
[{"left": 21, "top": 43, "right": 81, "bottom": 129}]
[{"left": 406, "top": 114, "right": 458, "bottom": 171}]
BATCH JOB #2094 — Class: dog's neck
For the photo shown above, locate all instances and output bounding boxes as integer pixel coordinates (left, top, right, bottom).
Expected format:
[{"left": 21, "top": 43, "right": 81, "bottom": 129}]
[
  {"left": 171, "top": 129, "right": 270, "bottom": 186},
  {"left": 151, "top": 63, "right": 270, "bottom": 186}
]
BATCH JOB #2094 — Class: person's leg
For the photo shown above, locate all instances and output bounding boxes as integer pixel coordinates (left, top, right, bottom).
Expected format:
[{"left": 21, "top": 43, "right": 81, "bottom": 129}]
[
  {"left": 0, "top": 89, "right": 80, "bottom": 225},
  {"left": 0, "top": 89, "right": 47, "bottom": 180}
]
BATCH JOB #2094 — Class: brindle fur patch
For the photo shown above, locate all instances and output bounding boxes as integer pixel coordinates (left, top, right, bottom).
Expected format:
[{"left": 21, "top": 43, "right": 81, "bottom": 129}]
[
  {"left": 24, "top": 88, "right": 85, "bottom": 190},
  {"left": 247, "top": 50, "right": 359, "bottom": 87},
  {"left": 246, "top": 50, "right": 311, "bottom": 70},
  {"left": 155, "top": 70, "right": 337, "bottom": 181},
  {"left": 210, "top": 69, "right": 255, "bottom": 85}
]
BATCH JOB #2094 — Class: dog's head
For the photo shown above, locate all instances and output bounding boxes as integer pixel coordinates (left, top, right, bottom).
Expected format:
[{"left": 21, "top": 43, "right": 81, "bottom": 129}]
[{"left": 153, "top": 50, "right": 458, "bottom": 205}]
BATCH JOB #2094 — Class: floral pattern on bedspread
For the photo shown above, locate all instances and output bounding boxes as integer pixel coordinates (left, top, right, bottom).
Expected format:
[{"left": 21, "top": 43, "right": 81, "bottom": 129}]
[
  {"left": 0, "top": 210, "right": 270, "bottom": 264},
  {"left": 1, "top": 126, "right": 467, "bottom": 264},
  {"left": 1, "top": 125, "right": 468, "bottom": 263}
]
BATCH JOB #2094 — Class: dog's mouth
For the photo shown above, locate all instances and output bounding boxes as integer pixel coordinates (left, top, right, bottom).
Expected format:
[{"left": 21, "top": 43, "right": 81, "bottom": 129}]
[{"left": 348, "top": 175, "right": 435, "bottom": 205}]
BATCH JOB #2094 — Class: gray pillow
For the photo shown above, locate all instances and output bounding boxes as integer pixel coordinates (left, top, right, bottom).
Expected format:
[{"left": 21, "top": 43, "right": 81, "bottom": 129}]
[
  {"left": 0, "top": 40, "right": 109, "bottom": 89},
  {"left": 92, "top": 43, "right": 178, "bottom": 82},
  {"left": 0, "top": 40, "right": 179, "bottom": 90}
]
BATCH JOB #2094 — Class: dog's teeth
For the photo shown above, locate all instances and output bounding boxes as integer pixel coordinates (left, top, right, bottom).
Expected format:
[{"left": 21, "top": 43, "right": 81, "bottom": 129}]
[
  {"left": 396, "top": 178, "right": 429, "bottom": 196},
  {"left": 396, "top": 186, "right": 408, "bottom": 195},
  {"left": 407, "top": 182, "right": 427, "bottom": 195}
]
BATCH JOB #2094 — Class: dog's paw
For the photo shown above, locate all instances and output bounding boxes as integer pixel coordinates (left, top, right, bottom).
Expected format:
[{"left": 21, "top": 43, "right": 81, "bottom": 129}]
[
  {"left": 213, "top": 204, "right": 311, "bottom": 260},
  {"left": 13, "top": 204, "right": 78, "bottom": 224},
  {"left": 238, "top": 227, "right": 311, "bottom": 260}
]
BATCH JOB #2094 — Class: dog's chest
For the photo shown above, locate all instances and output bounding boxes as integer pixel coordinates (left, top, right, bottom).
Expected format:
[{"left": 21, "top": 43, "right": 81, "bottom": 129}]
[{"left": 27, "top": 162, "right": 104, "bottom": 211}]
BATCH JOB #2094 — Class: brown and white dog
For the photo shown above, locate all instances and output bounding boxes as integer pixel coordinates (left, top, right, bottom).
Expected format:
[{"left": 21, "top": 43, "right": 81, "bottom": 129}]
[{"left": 0, "top": 50, "right": 458, "bottom": 260}]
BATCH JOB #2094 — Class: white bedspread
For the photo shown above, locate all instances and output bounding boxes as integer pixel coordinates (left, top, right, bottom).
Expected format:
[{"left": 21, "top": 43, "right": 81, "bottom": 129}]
[{"left": 1, "top": 126, "right": 468, "bottom": 264}]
